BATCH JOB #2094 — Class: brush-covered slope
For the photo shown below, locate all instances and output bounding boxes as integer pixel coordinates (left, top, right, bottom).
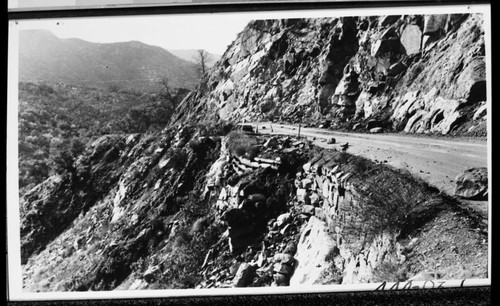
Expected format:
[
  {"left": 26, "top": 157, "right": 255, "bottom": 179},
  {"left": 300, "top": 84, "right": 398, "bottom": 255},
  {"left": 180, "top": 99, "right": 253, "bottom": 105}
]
[{"left": 172, "top": 14, "right": 487, "bottom": 136}]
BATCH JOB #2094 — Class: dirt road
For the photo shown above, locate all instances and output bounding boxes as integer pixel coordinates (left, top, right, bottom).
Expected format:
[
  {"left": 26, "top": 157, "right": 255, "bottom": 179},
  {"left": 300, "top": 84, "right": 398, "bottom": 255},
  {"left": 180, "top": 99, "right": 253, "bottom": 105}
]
[{"left": 255, "top": 123, "right": 489, "bottom": 219}]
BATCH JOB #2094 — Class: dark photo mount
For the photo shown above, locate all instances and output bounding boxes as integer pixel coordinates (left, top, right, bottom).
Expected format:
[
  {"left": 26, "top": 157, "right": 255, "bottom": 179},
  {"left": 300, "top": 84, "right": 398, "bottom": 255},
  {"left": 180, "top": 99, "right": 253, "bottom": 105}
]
[{"left": 7, "top": 1, "right": 491, "bottom": 305}]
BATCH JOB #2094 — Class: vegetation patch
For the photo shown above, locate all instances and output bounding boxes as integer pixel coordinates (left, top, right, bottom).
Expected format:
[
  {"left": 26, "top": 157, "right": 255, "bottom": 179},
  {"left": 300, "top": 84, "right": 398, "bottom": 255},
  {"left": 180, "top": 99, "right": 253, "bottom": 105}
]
[
  {"left": 18, "top": 82, "right": 188, "bottom": 193},
  {"left": 226, "top": 131, "right": 261, "bottom": 158}
]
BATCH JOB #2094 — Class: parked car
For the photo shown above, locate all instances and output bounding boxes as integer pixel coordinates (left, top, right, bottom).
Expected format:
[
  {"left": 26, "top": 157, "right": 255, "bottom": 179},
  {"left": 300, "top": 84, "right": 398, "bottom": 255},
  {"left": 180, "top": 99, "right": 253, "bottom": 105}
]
[{"left": 237, "top": 124, "right": 255, "bottom": 133}]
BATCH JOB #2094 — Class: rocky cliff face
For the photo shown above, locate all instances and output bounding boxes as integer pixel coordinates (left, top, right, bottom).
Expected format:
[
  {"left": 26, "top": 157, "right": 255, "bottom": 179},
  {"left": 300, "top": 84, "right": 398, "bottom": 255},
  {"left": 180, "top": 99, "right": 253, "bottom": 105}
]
[{"left": 172, "top": 13, "right": 486, "bottom": 136}]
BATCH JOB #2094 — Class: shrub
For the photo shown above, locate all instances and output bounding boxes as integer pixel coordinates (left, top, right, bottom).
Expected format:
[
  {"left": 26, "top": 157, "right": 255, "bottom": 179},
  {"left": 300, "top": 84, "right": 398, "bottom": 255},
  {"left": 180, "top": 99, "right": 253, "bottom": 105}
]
[
  {"left": 157, "top": 221, "right": 225, "bottom": 289},
  {"left": 188, "top": 137, "right": 217, "bottom": 158},
  {"left": 226, "top": 131, "right": 259, "bottom": 157},
  {"left": 324, "top": 246, "right": 340, "bottom": 263},
  {"left": 341, "top": 158, "right": 443, "bottom": 246},
  {"left": 190, "top": 217, "right": 208, "bottom": 235},
  {"left": 345, "top": 171, "right": 422, "bottom": 240},
  {"left": 246, "top": 145, "right": 261, "bottom": 160},
  {"left": 233, "top": 145, "right": 247, "bottom": 157},
  {"left": 372, "top": 261, "right": 409, "bottom": 282},
  {"left": 37, "top": 83, "right": 55, "bottom": 95},
  {"left": 198, "top": 120, "right": 235, "bottom": 137}
]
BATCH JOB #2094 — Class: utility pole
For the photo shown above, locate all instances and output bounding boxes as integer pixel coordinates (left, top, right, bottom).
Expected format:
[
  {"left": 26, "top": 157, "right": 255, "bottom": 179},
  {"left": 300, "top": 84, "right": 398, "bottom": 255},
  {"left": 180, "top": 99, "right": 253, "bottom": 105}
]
[{"left": 298, "top": 123, "right": 301, "bottom": 138}]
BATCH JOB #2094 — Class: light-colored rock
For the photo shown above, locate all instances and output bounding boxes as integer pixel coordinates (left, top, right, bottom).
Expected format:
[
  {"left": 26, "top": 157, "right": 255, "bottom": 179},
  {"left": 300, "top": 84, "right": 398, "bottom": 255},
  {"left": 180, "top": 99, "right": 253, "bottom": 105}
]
[
  {"left": 290, "top": 217, "right": 337, "bottom": 286},
  {"left": 454, "top": 167, "right": 488, "bottom": 200},
  {"left": 301, "top": 204, "right": 316, "bottom": 215},
  {"left": 301, "top": 178, "right": 313, "bottom": 189},
  {"left": 143, "top": 265, "right": 160, "bottom": 283},
  {"left": 129, "top": 279, "right": 148, "bottom": 290},
  {"left": 369, "top": 127, "right": 383, "bottom": 133},
  {"left": 296, "top": 188, "right": 307, "bottom": 202},
  {"left": 400, "top": 24, "right": 422, "bottom": 55},
  {"left": 473, "top": 103, "right": 487, "bottom": 121},
  {"left": 274, "top": 253, "right": 294, "bottom": 264},
  {"left": 276, "top": 213, "right": 292, "bottom": 227}
]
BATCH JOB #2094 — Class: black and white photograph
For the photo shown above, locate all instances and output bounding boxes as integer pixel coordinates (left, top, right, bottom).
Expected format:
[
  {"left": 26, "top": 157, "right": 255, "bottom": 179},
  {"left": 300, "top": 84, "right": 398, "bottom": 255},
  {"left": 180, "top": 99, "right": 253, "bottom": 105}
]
[{"left": 7, "top": 2, "right": 491, "bottom": 301}]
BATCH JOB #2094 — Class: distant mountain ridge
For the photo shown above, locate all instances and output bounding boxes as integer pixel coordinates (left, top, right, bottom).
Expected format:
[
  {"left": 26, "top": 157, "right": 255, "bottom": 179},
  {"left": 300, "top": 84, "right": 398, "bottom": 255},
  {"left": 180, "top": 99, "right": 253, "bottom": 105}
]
[
  {"left": 18, "top": 30, "right": 200, "bottom": 92},
  {"left": 168, "top": 49, "right": 221, "bottom": 67}
]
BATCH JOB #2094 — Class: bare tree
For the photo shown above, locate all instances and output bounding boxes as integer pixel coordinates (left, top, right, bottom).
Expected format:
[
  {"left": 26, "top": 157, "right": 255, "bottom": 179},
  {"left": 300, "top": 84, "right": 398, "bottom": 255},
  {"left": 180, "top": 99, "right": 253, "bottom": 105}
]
[
  {"left": 194, "top": 49, "right": 211, "bottom": 78},
  {"left": 157, "top": 77, "right": 173, "bottom": 99}
]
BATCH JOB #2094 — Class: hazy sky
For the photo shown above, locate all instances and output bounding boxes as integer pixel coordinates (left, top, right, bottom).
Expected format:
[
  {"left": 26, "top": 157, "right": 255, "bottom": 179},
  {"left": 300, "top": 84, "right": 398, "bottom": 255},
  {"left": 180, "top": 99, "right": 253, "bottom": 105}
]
[{"left": 14, "top": 12, "right": 257, "bottom": 55}]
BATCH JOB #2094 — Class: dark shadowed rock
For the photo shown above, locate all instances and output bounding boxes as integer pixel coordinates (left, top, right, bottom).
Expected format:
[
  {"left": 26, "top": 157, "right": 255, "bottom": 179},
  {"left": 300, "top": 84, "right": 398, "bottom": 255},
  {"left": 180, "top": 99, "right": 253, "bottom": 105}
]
[
  {"left": 454, "top": 167, "right": 488, "bottom": 200},
  {"left": 366, "top": 119, "right": 382, "bottom": 130},
  {"left": 379, "top": 15, "right": 401, "bottom": 27},
  {"left": 423, "top": 15, "right": 448, "bottom": 35},
  {"left": 263, "top": 137, "right": 279, "bottom": 148},
  {"left": 248, "top": 193, "right": 267, "bottom": 203},
  {"left": 223, "top": 208, "right": 251, "bottom": 227}
]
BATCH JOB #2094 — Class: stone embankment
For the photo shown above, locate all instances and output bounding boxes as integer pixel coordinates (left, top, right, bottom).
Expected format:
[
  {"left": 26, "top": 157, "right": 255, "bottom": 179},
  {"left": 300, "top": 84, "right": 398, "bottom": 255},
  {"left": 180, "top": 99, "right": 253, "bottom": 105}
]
[
  {"left": 197, "top": 135, "right": 405, "bottom": 288},
  {"left": 290, "top": 152, "right": 403, "bottom": 285}
]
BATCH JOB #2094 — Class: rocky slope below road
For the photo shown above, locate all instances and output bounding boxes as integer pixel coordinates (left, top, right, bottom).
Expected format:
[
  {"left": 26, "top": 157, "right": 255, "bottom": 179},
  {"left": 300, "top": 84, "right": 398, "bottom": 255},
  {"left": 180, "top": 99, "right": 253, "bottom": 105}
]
[
  {"left": 171, "top": 13, "right": 487, "bottom": 137},
  {"left": 21, "top": 127, "right": 487, "bottom": 292}
]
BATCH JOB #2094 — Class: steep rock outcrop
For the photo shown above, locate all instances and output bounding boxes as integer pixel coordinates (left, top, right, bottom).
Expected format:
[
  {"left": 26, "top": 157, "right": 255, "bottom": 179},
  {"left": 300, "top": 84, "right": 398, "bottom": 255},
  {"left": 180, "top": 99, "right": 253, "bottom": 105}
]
[
  {"left": 172, "top": 13, "right": 486, "bottom": 136},
  {"left": 21, "top": 126, "right": 225, "bottom": 291}
]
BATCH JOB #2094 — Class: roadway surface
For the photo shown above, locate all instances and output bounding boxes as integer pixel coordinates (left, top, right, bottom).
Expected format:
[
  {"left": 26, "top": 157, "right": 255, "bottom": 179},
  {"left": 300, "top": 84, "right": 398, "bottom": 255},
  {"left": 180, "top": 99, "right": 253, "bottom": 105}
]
[{"left": 254, "top": 122, "right": 489, "bottom": 220}]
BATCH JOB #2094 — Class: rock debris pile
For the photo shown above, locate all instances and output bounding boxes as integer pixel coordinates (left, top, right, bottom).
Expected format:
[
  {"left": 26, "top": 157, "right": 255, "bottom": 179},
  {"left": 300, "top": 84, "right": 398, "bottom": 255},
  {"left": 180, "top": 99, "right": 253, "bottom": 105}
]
[{"left": 197, "top": 135, "right": 312, "bottom": 288}]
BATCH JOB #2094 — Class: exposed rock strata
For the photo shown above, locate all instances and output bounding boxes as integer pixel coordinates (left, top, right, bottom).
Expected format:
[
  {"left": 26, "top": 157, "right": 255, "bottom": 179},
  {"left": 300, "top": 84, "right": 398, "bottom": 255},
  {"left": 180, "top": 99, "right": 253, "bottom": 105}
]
[{"left": 173, "top": 14, "right": 486, "bottom": 136}]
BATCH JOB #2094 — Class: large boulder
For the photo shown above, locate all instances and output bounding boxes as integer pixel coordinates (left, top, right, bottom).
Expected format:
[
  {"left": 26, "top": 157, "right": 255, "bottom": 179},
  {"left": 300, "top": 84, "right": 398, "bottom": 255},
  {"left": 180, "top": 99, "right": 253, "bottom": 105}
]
[
  {"left": 454, "top": 167, "right": 488, "bottom": 200},
  {"left": 233, "top": 263, "right": 257, "bottom": 287},
  {"left": 290, "top": 217, "right": 337, "bottom": 286},
  {"left": 452, "top": 56, "right": 486, "bottom": 103},
  {"left": 400, "top": 24, "right": 422, "bottom": 55},
  {"left": 371, "top": 38, "right": 401, "bottom": 57}
]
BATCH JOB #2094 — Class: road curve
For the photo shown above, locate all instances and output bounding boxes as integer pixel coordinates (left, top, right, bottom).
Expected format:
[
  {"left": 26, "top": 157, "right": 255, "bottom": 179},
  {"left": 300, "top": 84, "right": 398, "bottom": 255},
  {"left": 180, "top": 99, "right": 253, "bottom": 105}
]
[{"left": 254, "top": 122, "right": 489, "bottom": 219}]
